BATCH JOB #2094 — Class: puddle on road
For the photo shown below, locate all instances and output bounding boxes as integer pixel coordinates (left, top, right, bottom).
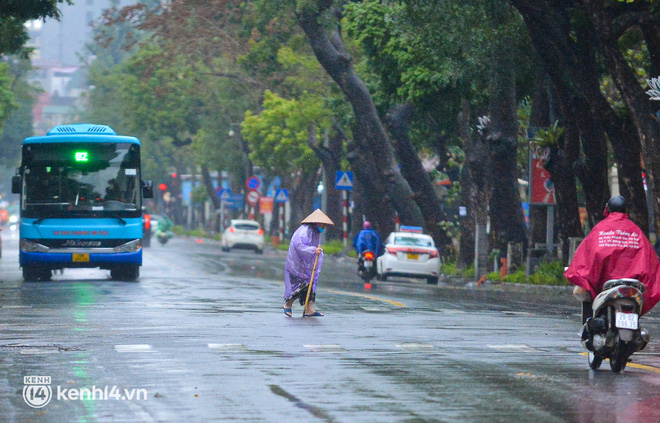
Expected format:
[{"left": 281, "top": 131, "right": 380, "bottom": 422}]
[
  {"left": 0, "top": 344, "right": 81, "bottom": 354},
  {"left": 197, "top": 254, "right": 281, "bottom": 280},
  {"left": 269, "top": 385, "right": 337, "bottom": 423}
]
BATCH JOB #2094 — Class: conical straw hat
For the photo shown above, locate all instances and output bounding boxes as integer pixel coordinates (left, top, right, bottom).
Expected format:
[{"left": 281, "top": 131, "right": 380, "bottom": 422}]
[{"left": 301, "top": 209, "right": 335, "bottom": 226}]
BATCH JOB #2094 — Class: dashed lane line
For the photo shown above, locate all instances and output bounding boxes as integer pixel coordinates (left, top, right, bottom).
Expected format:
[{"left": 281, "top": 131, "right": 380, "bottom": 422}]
[{"left": 114, "top": 344, "right": 153, "bottom": 353}]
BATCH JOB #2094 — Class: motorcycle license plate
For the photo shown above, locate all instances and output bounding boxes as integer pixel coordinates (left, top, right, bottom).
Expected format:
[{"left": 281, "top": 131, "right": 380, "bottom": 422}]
[
  {"left": 407, "top": 253, "right": 419, "bottom": 260},
  {"left": 364, "top": 261, "right": 373, "bottom": 268},
  {"left": 615, "top": 313, "right": 638, "bottom": 330},
  {"left": 72, "top": 253, "right": 90, "bottom": 262}
]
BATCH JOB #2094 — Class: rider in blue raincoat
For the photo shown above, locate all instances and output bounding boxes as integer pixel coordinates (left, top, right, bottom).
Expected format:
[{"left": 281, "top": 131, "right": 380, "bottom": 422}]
[{"left": 353, "top": 221, "right": 385, "bottom": 257}]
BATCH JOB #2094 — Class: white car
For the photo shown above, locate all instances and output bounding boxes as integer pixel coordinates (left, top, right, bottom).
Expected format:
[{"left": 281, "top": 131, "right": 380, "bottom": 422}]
[
  {"left": 377, "top": 231, "right": 441, "bottom": 284},
  {"left": 222, "top": 219, "right": 265, "bottom": 254}
]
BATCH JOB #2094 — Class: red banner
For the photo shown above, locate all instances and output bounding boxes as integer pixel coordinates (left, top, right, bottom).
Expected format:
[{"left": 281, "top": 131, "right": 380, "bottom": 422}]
[
  {"left": 531, "top": 158, "right": 556, "bottom": 204},
  {"left": 259, "top": 197, "right": 273, "bottom": 214}
]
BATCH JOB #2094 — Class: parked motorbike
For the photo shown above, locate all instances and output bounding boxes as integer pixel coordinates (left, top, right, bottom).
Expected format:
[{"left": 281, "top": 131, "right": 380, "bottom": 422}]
[
  {"left": 358, "top": 250, "right": 377, "bottom": 282},
  {"left": 580, "top": 278, "right": 650, "bottom": 372},
  {"left": 155, "top": 230, "right": 173, "bottom": 246}
]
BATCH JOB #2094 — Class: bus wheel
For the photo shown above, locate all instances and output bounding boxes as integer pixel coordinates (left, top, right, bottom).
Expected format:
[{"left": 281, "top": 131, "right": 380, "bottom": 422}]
[
  {"left": 111, "top": 265, "right": 139, "bottom": 281},
  {"left": 23, "top": 267, "right": 51, "bottom": 282}
]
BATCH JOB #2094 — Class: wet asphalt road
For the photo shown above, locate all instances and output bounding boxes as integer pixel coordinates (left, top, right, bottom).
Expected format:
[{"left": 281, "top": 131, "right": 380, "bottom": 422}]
[{"left": 1, "top": 232, "right": 660, "bottom": 422}]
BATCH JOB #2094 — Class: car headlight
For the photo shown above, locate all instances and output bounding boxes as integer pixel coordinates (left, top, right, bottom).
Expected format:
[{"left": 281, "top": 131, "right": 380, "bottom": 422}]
[
  {"left": 21, "top": 239, "right": 49, "bottom": 253},
  {"left": 113, "top": 239, "right": 142, "bottom": 253}
]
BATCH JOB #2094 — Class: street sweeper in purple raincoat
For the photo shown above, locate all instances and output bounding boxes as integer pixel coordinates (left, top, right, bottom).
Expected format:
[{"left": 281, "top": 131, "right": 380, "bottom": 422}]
[{"left": 283, "top": 209, "right": 334, "bottom": 317}]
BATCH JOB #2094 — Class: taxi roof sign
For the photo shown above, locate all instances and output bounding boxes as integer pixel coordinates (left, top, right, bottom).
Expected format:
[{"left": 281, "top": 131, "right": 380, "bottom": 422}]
[{"left": 400, "top": 225, "right": 423, "bottom": 233}]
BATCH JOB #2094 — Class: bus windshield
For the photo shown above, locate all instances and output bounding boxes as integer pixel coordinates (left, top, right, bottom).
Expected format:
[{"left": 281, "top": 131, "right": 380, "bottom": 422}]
[{"left": 21, "top": 142, "right": 141, "bottom": 218}]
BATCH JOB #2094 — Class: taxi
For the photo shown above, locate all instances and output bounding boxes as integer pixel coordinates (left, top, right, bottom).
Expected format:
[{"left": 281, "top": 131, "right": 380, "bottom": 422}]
[{"left": 376, "top": 226, "right": 441, "bottom": 284}]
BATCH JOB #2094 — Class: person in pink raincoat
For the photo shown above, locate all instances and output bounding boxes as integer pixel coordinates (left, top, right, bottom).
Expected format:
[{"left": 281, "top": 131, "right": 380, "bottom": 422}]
[
  {"left": 565, "top": 196, "right": 660, "bottom": 315},
  {"left": 283, "top": 209, "right": 334, "bottom": 317}
]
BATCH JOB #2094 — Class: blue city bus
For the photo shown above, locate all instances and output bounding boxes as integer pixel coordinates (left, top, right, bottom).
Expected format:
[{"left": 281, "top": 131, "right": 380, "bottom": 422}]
[{"left": 11, "top": 124, "right": 153, "bottom": 281}]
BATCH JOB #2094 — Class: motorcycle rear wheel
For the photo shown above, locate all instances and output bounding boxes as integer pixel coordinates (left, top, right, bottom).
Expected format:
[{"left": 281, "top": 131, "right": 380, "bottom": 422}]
[
  {"left": 610, "top": 341, "right": 629, "bottom": 373},
  {"left": 588, "top": 352, "right": 602, "bottom": 370}
]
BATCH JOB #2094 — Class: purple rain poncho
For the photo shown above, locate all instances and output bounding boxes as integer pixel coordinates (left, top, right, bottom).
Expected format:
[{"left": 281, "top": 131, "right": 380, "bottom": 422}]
[{"left": 284, "top": 223, "right": 324, "bottom": 302}]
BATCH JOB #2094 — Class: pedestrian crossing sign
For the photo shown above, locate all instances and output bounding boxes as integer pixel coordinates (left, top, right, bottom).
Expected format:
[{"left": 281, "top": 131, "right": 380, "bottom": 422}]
[
  {"left": 275, "top": 188, "right": 289, "bottom": 203},
  {"left": 335, "top": 171, "right": 354, "bottom": 190}
]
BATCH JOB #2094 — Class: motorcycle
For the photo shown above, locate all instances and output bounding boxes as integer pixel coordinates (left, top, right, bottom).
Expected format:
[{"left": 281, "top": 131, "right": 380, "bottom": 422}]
[
  {"left": 580, "top": 278, "right": 650, "bottom": 372},
  {"left": 358, "top": 250, "right": 377, "bottom": 282},
  {"left": 155, "top": 230, "right": 173, "bottom": 246}
]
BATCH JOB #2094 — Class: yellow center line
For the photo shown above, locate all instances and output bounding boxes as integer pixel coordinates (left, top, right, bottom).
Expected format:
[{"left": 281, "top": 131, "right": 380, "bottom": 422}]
[
  {"left": 322, "top": 288, "right": 406, "bottom": 308},
  {"left": 579, "top": 352, "right": 660, "bottom": 374},
  {"left": 269, "top": 279, "right": 406, "bottom": 307}
]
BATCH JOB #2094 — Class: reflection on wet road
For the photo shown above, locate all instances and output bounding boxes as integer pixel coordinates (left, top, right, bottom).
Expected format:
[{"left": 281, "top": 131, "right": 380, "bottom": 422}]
[{"left": 0, "top": 235, "right": 659, "bottom": 422}]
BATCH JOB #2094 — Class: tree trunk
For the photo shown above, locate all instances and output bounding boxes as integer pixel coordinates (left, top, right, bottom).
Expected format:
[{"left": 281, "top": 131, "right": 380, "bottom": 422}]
[
  {"left": 288, "top": 169, "right": 319, "bottom": 232},
  {"left": 458, "top": 99, "right": 491, "bottom": 268},
  {"left": 586, "top": 0, "right": 660, "bottom": 235},
  {"left": 509, "top": 0, "right": 609, "bottom": 228},
  {"left": 509, "top": 0, "right": 648, "bottom": 234},
  {"left": 486, "top": 43, "right": 527, "bottom": 252},
  {"left": 642, "top": 25, "right": 660, "bottom": 78},
  {"left": 307, "top": 125, "right": 342, "bottom": 240},
  {"left": 386, "top": 103, "right": 452, "bottom": 252},
  {"left": 297, "top": 2, "right": 424, "bottom": 236},
  {"left": 544, "top": 121, "right": 584, "bottom": 262}
]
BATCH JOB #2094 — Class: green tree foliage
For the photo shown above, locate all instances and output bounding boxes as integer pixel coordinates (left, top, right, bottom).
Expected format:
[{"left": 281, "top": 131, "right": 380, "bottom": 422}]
[
  {"left": 0, "top": 63, "right": 15, "bottom": 134},
  {"left": 242, "top": 90, "right": 330, "bottom": 177},
  {"left": 0, "top": 58, "right": 37, "bottom": 167},
  {"left": 0, "top": 0, "right": 71, "bottom": 56}
]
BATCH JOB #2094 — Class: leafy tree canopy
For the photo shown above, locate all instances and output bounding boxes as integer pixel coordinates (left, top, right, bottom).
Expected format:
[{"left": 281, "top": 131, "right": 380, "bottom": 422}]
[
  {"left": 0, "top": 0, "right": 71, "bottom": 56},
  {"left": 242, "top": 90, "right": 331, "bottom": 177}
]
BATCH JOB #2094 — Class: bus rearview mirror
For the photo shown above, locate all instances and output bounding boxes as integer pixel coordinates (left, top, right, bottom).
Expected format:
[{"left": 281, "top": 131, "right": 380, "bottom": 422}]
[
  {"left": 142, "top": 180, "right": 153, "bottom": 199},
  {"left": 11, "top": 175, "right": 20, "bottom": 194}
]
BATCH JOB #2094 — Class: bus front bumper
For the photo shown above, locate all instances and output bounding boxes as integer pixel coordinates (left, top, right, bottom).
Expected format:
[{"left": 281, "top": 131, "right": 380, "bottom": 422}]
[{"left": 20, "top": 250, "right": 142, "bottom": 267}]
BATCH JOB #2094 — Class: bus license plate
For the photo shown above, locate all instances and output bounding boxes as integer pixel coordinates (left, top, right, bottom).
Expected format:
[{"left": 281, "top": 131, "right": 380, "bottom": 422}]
[
  {"left": 615, "top": 313, "right": 638, "bottom": 330},
  {"left": 72, "top": 253, "right": 90, "bottom": 262},
  {"left": 407, "top": 253, "right": 419, "bottom": 260}
]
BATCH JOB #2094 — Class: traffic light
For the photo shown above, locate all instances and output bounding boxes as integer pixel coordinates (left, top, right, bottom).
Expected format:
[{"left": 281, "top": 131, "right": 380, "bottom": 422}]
[{"left": 159, "top": 183, "right": 167, "bottom": 191}]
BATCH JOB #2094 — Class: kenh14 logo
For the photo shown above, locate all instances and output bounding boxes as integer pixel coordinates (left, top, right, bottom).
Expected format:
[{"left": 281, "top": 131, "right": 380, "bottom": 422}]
[{"left": 23, "top": 376, "right": 52, "bottom": 408}]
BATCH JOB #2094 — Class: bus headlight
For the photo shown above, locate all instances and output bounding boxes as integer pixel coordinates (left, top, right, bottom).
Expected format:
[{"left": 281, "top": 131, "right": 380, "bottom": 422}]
[
  {"left": 114, "top": 239, "right": 142, "bottom": 253},
  {"left": 21, "top": 239, "right": 49, "bottom": 253}
]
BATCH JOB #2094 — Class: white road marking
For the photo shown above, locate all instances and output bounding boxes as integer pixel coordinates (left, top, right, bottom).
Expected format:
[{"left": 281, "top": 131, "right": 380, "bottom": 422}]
[
  {"left": 303, "top": 344, "right": 345, "bottom": 352},
  {"left": 488, "top": 344, "right": 538, "bottom": 352},
  {"left": 114, "top": 344, "right": 153, "bottom": 353},
  {"left": 208, "top": 343, "right": 246, "bottom": 351},
  {"left": 360, "top": 306, "right": 388, "bottom": 312},
  {"left": 396, "top": 343, "right": 434, "bottom": 350},
  {"left": 19, "top": 348, "right": 59, "bottom": 355}
]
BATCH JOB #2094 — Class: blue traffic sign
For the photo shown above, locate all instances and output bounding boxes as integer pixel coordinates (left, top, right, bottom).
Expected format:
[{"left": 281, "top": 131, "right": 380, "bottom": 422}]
[
  {"left": 217, "top": 188, "right": 231, "bottom": 200},
  {"left": 224, "top": 193, "right": 245, "bottom": 210},
  {"left": 246, "top": 176, "right": 261, "bottom": 191},
  {"left": 275, "top": 188, "right": 289, "bottom": 203},
  {"left": 335, "top": 171, "right": 354, "bottom": 190}
]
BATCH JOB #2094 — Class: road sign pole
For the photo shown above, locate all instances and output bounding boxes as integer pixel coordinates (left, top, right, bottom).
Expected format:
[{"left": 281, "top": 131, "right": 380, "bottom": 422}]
[
  {"left": 280, "top": 203, "right": 284, "bottom": 240},
  {"left": 342, "top": 190, "right": 348, "bottom": 247},
  {"left": 220, "top": 199, "right": 225, "bottom": 230}
]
